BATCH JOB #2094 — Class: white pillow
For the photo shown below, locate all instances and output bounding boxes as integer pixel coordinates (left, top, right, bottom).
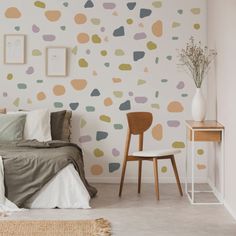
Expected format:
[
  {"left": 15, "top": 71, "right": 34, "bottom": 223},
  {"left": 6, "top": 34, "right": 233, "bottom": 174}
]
[{"left": 24, "top": 109, "right": 52, "bottom": 142}]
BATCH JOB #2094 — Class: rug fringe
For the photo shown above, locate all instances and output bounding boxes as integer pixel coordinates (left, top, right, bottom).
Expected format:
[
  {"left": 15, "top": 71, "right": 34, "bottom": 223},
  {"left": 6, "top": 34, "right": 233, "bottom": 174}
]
[{"left": 95, "top": 218, "right": 112, "bottom": 236}]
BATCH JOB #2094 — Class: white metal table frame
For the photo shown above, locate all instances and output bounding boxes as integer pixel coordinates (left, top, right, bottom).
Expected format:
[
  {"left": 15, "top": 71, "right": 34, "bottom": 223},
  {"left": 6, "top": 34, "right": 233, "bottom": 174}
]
[{"left": 185, "top": 122, "right": 225, "bottom": 205}]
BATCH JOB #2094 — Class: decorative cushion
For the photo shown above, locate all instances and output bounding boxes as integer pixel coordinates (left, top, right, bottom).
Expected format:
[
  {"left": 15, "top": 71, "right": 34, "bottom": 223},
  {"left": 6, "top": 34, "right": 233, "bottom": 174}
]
[
  {"left": 50, "top": 110, "right": 66, "bottom": 140},
  {"left": 24, "top": 109, "right": 52, "bottom": 142},
  {"left": 0, "top": 108, "right": 6, "bottom": 114},
  {"left": 132, "top": 149, "right": 181, "bottom": 157},
  {"left": 0, "top": 114, "right": 26, "bottom": 142},
  {"left": 61, "top": 111, "right": 72, "bottom": 142}
]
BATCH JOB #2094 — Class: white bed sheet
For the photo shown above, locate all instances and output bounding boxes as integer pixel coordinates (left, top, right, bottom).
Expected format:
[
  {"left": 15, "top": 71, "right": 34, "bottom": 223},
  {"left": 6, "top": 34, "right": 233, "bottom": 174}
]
[{"left": 25, "top": 164, "right": 91, "bottom": 209}]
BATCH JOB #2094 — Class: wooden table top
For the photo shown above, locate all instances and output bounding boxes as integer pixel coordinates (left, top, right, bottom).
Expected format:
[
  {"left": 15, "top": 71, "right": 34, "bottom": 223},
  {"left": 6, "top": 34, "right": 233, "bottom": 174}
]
[{"left": 185, "top": 120, "right": 224, "bottom": 130}]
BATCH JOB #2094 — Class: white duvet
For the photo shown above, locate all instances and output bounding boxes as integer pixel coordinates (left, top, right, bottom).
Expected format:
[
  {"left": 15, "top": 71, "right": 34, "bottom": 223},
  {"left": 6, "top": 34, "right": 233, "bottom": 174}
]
[{"left": 0, "top": 156, "right": 91, "bottom": 213}]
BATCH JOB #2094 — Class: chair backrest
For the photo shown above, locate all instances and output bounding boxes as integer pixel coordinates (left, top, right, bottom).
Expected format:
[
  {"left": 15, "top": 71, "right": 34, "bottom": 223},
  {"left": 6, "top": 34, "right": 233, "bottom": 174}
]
[
  {"left": 124, "top": 112, "right": 153, "bottom": 155},
  {"left": 127, "top": 112, "right": 153, "bottom": 135}
]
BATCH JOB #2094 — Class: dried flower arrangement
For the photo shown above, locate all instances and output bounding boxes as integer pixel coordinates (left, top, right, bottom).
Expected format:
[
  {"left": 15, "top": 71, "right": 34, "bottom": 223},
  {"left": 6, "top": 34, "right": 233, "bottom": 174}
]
[{"left": 178, "top": 37, "right": 217, "bottom": 88}]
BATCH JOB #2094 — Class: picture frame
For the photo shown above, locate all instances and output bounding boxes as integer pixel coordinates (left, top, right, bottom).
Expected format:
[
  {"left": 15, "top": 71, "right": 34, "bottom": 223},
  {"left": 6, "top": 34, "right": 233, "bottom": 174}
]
[
  {"left": 46, "top": 47, "right": 68, "bottom": 77},
  {"left": 4, "top": 34, "right": 26, "bottom": 64}
]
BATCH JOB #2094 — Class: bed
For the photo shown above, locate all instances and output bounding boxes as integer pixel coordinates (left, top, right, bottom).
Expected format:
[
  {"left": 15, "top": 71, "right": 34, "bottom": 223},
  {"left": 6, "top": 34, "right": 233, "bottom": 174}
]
[{"left": 0, "top": 109, "right": 97, "bottom": 210}]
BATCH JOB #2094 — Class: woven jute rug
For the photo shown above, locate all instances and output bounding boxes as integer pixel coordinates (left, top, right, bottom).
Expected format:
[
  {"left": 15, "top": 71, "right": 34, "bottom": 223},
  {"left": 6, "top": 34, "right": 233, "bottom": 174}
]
[{"left": 0, "top": 218, "right": 111, "bottom": 236}]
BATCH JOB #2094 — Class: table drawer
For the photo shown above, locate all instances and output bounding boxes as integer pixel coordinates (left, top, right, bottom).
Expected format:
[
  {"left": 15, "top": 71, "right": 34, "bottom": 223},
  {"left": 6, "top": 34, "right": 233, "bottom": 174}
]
[{"left": 188, "top": 130, "right": 222, "bottom": 142}]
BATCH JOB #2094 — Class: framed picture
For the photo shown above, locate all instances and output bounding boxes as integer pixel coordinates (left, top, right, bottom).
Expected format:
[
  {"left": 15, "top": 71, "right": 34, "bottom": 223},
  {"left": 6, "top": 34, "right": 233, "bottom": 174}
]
[
  {"left": 46, "top": 47, "right": 68, "bottom": 77},
  {"left": 4, "top": 34, "right": 26, "bottom": 64}
]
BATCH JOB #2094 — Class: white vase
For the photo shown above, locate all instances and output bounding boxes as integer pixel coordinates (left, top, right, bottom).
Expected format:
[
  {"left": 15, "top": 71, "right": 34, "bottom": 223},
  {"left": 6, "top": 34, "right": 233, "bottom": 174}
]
[{"left": 191, "top": 88, "right": 206, "bottom": 122}]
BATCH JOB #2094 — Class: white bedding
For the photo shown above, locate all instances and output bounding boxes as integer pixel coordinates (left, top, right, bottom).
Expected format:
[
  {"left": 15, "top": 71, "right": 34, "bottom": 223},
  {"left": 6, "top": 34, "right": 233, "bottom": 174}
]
[
  {"left": 0, "top": 156, "right": 91, "bottom": 212},
  {"left": 26, "top": 164, "right": 91, "bottom": 209}
]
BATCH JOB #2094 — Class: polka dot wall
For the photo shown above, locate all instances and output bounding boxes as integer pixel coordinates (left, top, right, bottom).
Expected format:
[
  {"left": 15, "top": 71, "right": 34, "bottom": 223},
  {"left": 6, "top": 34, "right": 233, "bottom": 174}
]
[{"left": 0, "top": 0, "right": 208, "bottom": 182}]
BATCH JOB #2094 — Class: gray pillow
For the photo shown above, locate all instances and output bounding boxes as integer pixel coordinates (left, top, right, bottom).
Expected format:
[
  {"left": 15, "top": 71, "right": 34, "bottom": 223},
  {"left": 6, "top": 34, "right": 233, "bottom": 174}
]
[
  {"left": 0, "top": 114, "right": 26, "bottom": 142},
  {"left": 50, "top": 110, "right": 66, "bottom": 140}
]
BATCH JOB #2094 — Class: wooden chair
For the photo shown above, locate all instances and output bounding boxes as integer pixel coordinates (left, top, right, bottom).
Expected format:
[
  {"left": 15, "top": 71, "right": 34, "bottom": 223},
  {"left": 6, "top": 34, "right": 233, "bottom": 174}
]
[{"left": 119, "top": 112, "right": 183, "bottom": 199}]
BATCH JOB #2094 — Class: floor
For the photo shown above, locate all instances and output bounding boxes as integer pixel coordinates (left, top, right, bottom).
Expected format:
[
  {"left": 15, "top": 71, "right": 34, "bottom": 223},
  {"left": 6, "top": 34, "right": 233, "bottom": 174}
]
[{"left": 2, "top": 183, "right": 236, "bottom": 236}]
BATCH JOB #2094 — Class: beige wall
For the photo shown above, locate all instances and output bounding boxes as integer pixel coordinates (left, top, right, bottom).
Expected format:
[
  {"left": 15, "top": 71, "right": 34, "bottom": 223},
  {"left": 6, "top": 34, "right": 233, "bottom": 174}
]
[
  {"left": 0, "top": 1, "right": 207, "bottom": 183},
  {"left": 208, "top": 0, "right": 236, "bottom": 218}
]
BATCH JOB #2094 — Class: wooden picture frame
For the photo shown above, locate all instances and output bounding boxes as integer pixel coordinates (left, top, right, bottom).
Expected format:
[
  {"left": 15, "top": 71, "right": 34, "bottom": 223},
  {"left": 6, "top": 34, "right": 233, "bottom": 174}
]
[
  {"left": 4, "top": 34, "right": 26, "bottom": 64},
  {"left": 46, "top": 47, "right": 68, "bottom": 77}
]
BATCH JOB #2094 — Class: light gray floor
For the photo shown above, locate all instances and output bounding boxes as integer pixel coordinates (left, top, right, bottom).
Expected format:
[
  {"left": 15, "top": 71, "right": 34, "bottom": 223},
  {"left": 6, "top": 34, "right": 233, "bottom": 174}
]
[{"left": 2, "top": 183, "right": 236, "bottom": 236}]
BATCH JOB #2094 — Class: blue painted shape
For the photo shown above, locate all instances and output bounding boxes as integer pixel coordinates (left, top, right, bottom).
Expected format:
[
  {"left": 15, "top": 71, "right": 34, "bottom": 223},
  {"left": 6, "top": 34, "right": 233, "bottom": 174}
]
[
  {"left": 119, "top": 100, "right": 131, "bottom": 111},
  {"left": 133, "top": 51, "right": 145, "bottom": 61},
  {"left": 84, "top": 0, "right": 94, "bottom": 8},
  {"left": 91, "top": 89, "right": 100, "bottom": 96},
  {"left": 113, "top": 26, "right": 125, "bottom": 37},
  {"left": 109, "top": 163, "right": 120, "bottom": 173},
  {"left": 140, "top": 8, "right": 152, "bottom": 18},
  {"left": 127, "top": 2, "right": 136, "bottom": 10},
  {"left": 96, "top": 131, "right": 108, "bottom": 141},
  {"left": 69, "top": 102, "right": 79, "bottom": 110}
]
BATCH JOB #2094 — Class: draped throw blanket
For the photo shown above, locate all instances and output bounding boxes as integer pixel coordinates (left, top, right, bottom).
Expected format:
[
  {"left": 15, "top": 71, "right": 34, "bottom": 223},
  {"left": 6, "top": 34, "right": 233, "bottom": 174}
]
[
  {"left": 0, "top": 140, "right": 97, "bottom": 207},
  {"left": 0, "top": 156, "right": 23, "bottom": 215}
]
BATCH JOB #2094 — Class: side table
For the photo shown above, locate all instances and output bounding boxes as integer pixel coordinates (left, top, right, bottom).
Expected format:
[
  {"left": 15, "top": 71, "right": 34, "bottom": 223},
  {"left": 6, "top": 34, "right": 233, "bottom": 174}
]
[{"left": 185, "top": 120, "right": 225, "bottom": 205}]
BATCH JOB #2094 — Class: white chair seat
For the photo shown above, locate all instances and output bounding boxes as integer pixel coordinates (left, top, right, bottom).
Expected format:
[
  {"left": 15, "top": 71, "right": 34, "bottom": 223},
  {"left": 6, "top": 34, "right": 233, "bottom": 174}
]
[{"left": 132, "top": 149, "right": 181, "bottom": 157}]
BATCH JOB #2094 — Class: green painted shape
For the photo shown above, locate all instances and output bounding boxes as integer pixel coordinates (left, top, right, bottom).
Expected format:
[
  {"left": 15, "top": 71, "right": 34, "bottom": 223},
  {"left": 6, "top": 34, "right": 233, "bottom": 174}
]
[
  {"left": 194, "top": 24, "right": 200, "bottom": 30},
  {"left": 161, "top": 166, "right": 167, "bottom": 173},
  {"left": 151, "top": 103, "right": 160, "bottom": 109},
  {"left": 15, "top": 26, "right": 20, "bottom": 31},
  {"left": 181, "top": 93, "right": 188, "bottom": 97},
  {"left": 86, "top": 106, "right": 95, "bottom": 112},
  {"left": 155, "top": 91, "right": 159, "bottom": 98},
  {"left": 155, "top": 57, "right": 159, "bottom": 64},
  {"left": 119, "top": 64, "right": 132, "bottom": 71},
  {"left": 80, "top": 118, "right": 87, "bottom": 128},
  {"left": 78, "top": 58, "right": 88, "bottom": 67},
  {"left": 172, "top": 36, "right": 179, "bottom": 40},
  {"left": 100, "top": 115, "right": 111, "bottom": 123},
  {"left": 114, "top": 124, "right": 123, "bottom": 130},
  {"left": 32, "top": 49, "right": 42, "bottom": 56},
  {"left": 17, "top": 83, "right": 27, "bottom": 89},
  {"left": 127, "top": 18, "right": 133, "bottom": 24},
  {"left": 197, "top": 149, "right": 204, "bottom": 155},
  {"left": 152, "top": 1, "right": 162, "bottom": 8},
  {"left": 94, "top": 148, "right": 104, "bottom": 157},
  {"left": 115, "top": 49, "right": 125, "bottom": 56},
  {"left": 54, "top": 102, "right": 63, "bottom": 108},
  {"left": 161, "top": 79, "right": 168, "bottom": 83},
  {"left": 172, "top": 22, "right": 181, "bottom": 28},
  {"left": 34, "top": 1, "right": 46, "bottom": 8},
  {"left": 91, "top": 18, "right": 100, "bottom": 25},
  {"left": 72, "top": 46, "right": 78, "bottom": 55},
  {"left": 147, "top": 41, "right": 157, "bottom": 50},
  {"left": 191, "top": 8, "right": 200, "bottom": 15},
  {"left": 113, "top": 91, "right": 123, "bottom": 98},
  {"left": 7, "top": 73, "right": 13, "bottom": 80},
  {"left": 172, "top": 141, "right": 185, "bottom": 149},
  {"left": 101, "top": 50, "right": 107, "bottom": 56},
  {"left": 92, "top": 34, "right": 101, "bottom": 43},
  {"left": 13, "top": 98, "right": 20, "bottom": 107},
  {"left": 37, "top": 80, "right": 43, "bottom": 83},
  {"left": 137, "top": 79, "right": 146, "bottom": 85}
]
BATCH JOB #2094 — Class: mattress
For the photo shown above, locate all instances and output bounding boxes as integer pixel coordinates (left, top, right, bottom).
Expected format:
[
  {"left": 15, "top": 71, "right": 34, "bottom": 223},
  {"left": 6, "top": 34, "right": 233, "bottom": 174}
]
[{"left": 25, "top": 164, "right": 91, "bottom": 209}]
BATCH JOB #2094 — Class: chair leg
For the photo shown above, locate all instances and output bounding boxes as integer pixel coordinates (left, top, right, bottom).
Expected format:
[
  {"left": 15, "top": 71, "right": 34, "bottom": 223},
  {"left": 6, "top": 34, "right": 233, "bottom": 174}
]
[
  {"left": 170, "top": 156, "right": 183, "bottom": 196},
  {"left": 153, "top": 158, "right": 160, "bottom": 200},
  {"left": 138, "top": 160, "right": 142, "bottom": 194},
  {"left": 119, "top": 158, "right": 128, "bottom": 197}
]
